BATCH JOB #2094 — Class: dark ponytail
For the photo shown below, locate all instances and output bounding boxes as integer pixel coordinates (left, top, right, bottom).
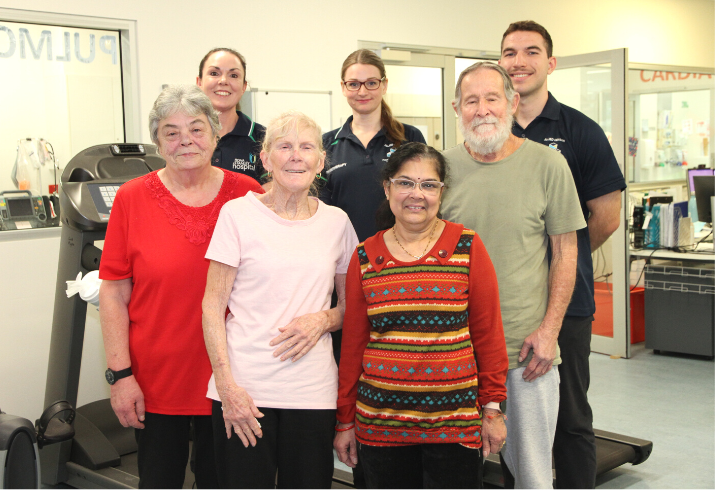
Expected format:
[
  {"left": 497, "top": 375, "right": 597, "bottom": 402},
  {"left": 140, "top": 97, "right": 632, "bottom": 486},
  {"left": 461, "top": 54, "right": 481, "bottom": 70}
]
[
  {"left": 375, "top": 142, "right": 449, "bottom": 231},
  {"left": 341, "top": 49, "right": 406, "bottom": 147}
]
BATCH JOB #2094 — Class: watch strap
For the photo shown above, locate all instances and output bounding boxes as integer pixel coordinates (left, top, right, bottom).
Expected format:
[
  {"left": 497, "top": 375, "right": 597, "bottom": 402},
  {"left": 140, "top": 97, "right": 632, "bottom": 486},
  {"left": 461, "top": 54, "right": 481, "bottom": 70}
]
[{"left": 106, "top": 366, "right": 133, "bottom": 385}]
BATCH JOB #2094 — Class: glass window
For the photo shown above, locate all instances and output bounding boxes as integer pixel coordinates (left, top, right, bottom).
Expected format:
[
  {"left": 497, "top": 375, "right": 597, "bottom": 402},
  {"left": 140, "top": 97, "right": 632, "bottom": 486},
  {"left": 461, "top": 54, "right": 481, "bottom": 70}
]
[
  {"left": 628, "top": 69, "right": 713, "bottom": 184},
  {"left": 0, "top": 19, "right": 125, "bottom": 219},
  {"left": 549, "top": 65, "right": 613, "bottom": 135}
]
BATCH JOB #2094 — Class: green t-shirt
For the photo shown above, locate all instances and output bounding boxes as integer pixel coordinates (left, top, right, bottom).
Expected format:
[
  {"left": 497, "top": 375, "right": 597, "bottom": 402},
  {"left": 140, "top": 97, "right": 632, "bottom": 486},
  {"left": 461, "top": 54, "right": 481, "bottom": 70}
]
[{"left": 442, "top": 140, "right": 586, "bottom": 369}]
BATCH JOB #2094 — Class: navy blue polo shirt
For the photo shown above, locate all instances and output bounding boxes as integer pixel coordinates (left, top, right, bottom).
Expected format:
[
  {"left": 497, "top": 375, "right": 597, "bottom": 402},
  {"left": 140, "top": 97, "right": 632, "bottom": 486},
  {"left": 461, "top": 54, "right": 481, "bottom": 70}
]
[
  {"left": 513, "top": 92, "right": 626, "bottom": 317},
  {"left": 212, "top": 110, "right": 265, "bottom": 183},
  {"left": 320, "top": 116, "right": 426, "bottom": 242}
]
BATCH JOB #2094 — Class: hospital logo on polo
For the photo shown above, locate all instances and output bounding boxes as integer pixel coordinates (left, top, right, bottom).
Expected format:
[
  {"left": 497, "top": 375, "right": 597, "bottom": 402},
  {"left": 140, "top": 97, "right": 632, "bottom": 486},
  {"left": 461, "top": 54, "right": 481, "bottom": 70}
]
[
  {"left": 249, "top": 153, "right": 256, "bottom": 164},
  {"left": 232, "top": 158, "right": 256, "bottom": 171},
  {"left": 544, "top": 137, "right": 564, "bottom": 153},
  {"left": 382, "top": 147, "right": 396, "bottom": 162}
]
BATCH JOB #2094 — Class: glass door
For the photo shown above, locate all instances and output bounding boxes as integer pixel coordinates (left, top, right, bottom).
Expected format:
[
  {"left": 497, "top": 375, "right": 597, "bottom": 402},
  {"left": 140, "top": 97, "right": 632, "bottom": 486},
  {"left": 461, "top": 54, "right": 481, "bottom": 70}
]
[
  {"left": 550, "top": 49, "right": 630, "bottom": 358},
  {"left": 383, "top": 64, "right": 445, "bottom": 149}
]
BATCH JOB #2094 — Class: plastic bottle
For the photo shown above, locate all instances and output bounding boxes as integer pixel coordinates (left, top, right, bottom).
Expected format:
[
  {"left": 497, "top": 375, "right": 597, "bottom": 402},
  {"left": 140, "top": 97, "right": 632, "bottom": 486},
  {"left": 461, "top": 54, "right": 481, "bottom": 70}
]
[
  {"left": 15, "top": 141, "right": 32, "bottom": 191},
  {"left": 689, "top": 194, "right": 699, "bottom": 222}
]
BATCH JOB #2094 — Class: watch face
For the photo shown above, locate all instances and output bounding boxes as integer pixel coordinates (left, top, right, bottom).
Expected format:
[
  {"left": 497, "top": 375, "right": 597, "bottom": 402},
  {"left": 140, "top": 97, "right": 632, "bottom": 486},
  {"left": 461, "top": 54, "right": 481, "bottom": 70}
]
[{"left": 105, "top": 369, "right": 115, "bottom": 385}]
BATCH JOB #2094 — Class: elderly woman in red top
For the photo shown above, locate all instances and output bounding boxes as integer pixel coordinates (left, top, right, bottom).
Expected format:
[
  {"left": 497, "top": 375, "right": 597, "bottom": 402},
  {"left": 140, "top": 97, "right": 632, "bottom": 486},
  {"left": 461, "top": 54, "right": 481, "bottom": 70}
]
[
  {"left": 334, "top": 142, "right": 509, "bottom": 489},
  {"left": 99, "top": 85, "right": 262, "bottom": 488}
]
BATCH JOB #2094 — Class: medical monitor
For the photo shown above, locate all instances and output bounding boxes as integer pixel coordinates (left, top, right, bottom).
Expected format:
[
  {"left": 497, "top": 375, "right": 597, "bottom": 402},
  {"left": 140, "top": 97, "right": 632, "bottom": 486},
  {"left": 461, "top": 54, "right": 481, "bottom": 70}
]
[
  {"left": 688, "top": 168, "right": 714, "bottom": 196},
  {"left": 693, "top": 175, "right": 714, "bottom": 223}
]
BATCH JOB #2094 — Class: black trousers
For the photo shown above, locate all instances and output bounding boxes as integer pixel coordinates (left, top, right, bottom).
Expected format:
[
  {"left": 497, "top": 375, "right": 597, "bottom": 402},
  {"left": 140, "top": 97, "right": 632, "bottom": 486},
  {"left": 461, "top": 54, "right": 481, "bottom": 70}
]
[
  {"left": 134, "top": 412, "right": 218, "bottom": 489},
  {"left": 357, "top": 442, "right": 483, "bottom": 489},
  {"left": 212, "top": 401, "right": 335, "bottom": 488},
  {"left": 553, "top": 315, "right": 597, "bottom": 488}
]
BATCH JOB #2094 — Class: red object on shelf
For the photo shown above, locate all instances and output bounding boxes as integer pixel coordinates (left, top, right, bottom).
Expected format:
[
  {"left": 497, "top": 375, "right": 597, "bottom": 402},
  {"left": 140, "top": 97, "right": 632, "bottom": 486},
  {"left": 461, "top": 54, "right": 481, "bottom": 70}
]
[{"left": 592, "top": 283, "right": 645, "bottom": 344}]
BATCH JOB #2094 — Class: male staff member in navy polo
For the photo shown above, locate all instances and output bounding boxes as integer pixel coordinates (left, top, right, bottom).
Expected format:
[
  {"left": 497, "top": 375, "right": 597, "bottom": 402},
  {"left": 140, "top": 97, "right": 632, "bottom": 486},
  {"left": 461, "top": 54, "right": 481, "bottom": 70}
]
[{"left": 499, "top": 20, "right": 627, "bottom": 489}]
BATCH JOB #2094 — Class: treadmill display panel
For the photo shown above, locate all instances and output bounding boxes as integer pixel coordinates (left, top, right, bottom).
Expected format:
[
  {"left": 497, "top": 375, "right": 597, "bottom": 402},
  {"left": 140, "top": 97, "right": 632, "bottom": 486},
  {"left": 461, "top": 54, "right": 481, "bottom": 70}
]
[{"left": 87, "top": 183, "right": 123, "bottom": 222}]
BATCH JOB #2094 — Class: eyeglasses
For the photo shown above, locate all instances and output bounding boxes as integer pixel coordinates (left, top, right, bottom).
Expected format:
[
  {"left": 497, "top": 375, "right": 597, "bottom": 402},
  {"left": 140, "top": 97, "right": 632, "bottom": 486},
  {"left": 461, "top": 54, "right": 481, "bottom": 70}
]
[
  {"left": 389, "top": 178, "right": 445, "bottom": 195},
  {"left": 342, "top": 77, "right": 385, "bottom": 91}
]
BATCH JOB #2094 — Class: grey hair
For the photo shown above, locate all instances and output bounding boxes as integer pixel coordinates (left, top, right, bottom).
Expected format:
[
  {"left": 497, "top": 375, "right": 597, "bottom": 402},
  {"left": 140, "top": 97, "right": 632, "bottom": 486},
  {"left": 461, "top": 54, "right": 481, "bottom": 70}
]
[
  {"left": 261, "top": 111, "right": 324, "bottom": 196},
  {"left": 149, "top": 85, "right": 221, "bottom": 145},
  {"left": 453, "top": 62, "right": 516, "bottom": 110},
  {"left": 262, "top": 110, "right": 324, "bottom": 154}
]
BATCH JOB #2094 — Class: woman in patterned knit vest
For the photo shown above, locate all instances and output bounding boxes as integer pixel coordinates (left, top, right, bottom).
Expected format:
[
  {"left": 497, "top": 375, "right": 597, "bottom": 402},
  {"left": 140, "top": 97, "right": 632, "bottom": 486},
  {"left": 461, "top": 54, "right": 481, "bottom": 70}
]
[{"left": 334, "top": 142, "right": 509, "bottom": 488}]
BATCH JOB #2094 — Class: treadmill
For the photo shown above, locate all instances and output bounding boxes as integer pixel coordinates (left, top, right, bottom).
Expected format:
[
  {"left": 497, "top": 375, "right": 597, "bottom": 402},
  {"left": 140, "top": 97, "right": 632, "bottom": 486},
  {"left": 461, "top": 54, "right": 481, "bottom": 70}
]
[
  {"left": 481, "top": 429, "right": 653, "bottom": 487},
  {"left": 40, "top": 144, "right": 166, "bottom": 488}
]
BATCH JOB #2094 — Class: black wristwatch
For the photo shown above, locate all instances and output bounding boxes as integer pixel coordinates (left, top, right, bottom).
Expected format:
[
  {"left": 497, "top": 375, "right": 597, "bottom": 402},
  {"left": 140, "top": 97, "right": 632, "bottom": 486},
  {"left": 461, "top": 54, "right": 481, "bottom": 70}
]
[{"left": 105, "top": 367, "right": 132, "bottom": 385}]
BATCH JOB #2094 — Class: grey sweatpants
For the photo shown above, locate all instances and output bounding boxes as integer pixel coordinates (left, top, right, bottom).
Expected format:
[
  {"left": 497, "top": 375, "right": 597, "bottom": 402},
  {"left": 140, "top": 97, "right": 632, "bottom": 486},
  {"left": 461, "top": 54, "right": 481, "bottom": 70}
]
[{"left": 502, "top": 366, "right": 560, "bottom": 489}]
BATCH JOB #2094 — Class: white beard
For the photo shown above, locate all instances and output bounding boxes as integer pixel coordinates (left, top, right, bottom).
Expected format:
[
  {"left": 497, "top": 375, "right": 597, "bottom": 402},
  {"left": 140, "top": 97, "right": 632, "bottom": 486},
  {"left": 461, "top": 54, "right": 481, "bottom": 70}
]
[{"left": 459, "top": 112, "right": 513, "bottom": 156}]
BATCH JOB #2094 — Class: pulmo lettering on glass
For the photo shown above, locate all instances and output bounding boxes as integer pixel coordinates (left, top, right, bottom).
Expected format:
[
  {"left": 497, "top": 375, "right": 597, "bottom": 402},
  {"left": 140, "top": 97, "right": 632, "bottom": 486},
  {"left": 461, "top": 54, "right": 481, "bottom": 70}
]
[{"left": 0, "top": 24, "right": 118, "bottom": 64}]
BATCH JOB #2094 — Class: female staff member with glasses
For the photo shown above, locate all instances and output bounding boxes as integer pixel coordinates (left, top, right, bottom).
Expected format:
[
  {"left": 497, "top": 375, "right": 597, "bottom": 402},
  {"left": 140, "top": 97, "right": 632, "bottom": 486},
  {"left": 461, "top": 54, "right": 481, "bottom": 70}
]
[
  {"left": 321, "top": 54, "right": 427, "bottom": 447},
  {"left": 334, "top": 143, "right": 508, "bottom": 488},
  {"left": 321, "top": 49, "right": 426, "bottom": 243}
]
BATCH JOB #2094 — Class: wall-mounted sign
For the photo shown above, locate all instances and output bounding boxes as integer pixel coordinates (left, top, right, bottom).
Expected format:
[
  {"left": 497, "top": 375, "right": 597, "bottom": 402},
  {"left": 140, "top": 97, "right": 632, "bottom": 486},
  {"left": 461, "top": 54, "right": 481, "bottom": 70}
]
[
  {"left": 0, "top": 22, "right": 118, "bottom": 64},
  {"left": 630, "top": 70, "right": 713, "bottom": 93}
]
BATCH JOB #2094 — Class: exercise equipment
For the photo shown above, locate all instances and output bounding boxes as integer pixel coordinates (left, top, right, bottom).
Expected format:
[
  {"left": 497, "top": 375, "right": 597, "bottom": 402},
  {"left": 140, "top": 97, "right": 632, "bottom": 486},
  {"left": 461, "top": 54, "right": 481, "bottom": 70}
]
[
  {"left": 40, "top": 144, "right": 164, "bottom": 488},
  {"left": 0, "top": 401, "right": 75, "bottom": 489},
  {"left": 482, "top": 429, "right": 652, "bottom": 487},
  {"left": 0, "top": 190, "right": 47, "bottom": 231}
]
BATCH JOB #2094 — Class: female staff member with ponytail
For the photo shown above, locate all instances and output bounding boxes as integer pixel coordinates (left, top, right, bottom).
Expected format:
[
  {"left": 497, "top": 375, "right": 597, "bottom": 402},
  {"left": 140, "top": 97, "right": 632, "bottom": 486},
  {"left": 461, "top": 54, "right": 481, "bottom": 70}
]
[{"left": 321, "top": 49, "right": 426, "bottom": 243}]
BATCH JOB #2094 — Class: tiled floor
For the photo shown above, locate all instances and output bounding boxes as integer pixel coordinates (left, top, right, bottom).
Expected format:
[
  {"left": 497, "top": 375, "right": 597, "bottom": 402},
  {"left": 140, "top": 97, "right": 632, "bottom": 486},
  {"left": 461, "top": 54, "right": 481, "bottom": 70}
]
[{"left": 591, "top": 344, "right": 714, "bottom": 489}]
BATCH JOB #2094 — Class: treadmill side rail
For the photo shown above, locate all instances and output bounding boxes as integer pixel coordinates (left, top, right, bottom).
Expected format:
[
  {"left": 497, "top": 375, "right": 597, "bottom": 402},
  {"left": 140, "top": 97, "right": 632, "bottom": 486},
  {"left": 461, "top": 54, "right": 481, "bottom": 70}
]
[{"left": 594, "top": 428, "right": 653, "bottom": 466}]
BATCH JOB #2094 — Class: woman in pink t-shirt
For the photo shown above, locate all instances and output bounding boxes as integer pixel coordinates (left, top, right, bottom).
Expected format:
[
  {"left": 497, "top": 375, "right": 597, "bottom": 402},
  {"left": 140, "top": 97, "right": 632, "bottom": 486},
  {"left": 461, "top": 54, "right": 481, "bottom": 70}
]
[{"left": 202, "top": 111, "right": 358, "bottom": 488}]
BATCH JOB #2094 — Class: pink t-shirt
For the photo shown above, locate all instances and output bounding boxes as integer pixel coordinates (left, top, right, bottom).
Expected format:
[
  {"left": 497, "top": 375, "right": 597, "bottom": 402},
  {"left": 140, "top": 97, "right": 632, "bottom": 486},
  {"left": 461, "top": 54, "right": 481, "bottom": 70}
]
[{"left": 205, "top": 192, "right": 359, "bottom": 409}]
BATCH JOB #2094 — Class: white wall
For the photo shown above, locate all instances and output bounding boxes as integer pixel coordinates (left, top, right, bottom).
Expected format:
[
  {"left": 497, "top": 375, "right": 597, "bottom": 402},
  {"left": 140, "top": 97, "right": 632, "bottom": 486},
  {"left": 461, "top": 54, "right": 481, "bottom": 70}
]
[
  {"left": 0, "top": 232, "right": 109, "bottom": 420},
  {"left": 0, "top": 0, "right": 713, "bottom": 420},
  {"left": 3, "top": 0, "right": 713, "bottom": 142}
]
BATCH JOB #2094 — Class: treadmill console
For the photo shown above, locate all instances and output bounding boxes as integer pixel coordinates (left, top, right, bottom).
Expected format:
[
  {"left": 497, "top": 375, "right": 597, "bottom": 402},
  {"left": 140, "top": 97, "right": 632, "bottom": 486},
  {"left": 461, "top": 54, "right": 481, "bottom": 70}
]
[
  {"left": 0, "top": 191, "right": 47, "bottom": 231},
  {"left": 60, "top": 143, "right": 165, "bottom": 231}
]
